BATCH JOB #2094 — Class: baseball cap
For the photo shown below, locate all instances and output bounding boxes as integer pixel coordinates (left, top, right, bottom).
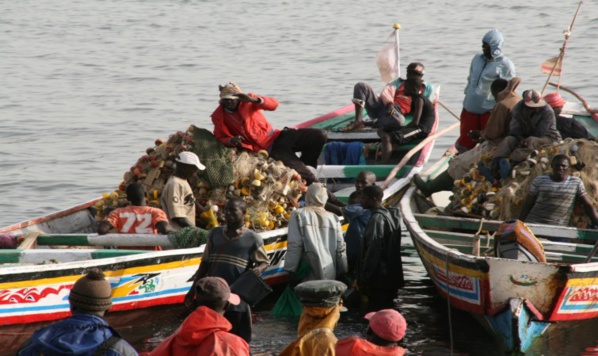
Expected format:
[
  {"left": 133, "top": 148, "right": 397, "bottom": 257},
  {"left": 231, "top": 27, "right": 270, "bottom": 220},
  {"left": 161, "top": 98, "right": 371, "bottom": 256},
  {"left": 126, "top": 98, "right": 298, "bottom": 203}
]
[
  {"left": 522, "top": 89, "right": 546, "bottom": 108},
  {"left": 364, "top": 309, "right": 407, "bottom": 342},
  {"left": 544, "top": 92, "right": 566, "bottom": 108},
  {"left": 195, "top": 277, "right": 240, "bottom": 305},
  {"left": 176, "top": 151, "right": 205, "bottom": 170}
]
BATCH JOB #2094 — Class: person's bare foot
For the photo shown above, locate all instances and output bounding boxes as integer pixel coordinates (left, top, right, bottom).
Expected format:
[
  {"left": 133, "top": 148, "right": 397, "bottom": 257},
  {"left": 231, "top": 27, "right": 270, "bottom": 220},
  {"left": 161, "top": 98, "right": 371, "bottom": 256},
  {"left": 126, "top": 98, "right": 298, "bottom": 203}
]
[{"left": 338, "top": 120, "right": 365, "bottom": 132}]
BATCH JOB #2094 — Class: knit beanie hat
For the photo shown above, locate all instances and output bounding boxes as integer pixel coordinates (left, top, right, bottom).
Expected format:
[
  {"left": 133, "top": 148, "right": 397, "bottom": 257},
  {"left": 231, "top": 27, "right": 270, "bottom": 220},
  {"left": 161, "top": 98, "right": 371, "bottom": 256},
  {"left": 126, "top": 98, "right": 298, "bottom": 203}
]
[
  {"left": 69, "top": 269, "right": 113, "bottom": 312},
  {"left": 544, "top": 92, "right": 566, "bottom": 108}
]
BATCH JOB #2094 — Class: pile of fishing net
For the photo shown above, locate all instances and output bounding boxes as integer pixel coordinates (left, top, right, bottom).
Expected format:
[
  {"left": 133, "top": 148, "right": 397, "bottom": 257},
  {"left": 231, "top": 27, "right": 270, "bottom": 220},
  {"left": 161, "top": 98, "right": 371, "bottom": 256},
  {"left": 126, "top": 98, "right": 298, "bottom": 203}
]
[
  {"left": 95, "top": 125, "right": 306, "bottom": 233},
  {"left": 445, "top": 138, "right": 598, "bottom": 228}
]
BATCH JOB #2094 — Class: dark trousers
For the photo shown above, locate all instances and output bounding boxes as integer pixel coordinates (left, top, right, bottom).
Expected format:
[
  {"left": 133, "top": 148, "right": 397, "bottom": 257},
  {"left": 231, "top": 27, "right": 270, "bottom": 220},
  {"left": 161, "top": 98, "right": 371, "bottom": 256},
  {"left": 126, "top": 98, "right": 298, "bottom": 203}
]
[
  {"left": 270, "top": 128, "right": 327, "bottom": 185},
  {"left": 367, "top": 288, "right": 397, "bottom": 312},
  {"left": 224, "top": 304, "right": 252, "bottom": 344}
]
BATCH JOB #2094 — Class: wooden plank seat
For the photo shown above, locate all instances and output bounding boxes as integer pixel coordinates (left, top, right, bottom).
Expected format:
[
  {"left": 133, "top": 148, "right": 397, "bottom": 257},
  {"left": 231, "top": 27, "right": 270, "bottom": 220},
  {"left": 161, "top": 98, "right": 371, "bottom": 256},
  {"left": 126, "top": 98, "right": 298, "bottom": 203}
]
[
  {"left": 413, "top": 213, "right": 598, "bottom": 243},
  {"left": 419, "top": 218, "right": 598, "bottom": 263}
]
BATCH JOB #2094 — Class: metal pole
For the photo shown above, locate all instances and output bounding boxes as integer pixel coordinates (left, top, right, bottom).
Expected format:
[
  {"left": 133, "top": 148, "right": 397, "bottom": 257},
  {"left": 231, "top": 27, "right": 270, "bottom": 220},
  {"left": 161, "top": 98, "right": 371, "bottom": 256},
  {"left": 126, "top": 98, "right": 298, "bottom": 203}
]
[{"left": 393, "top": 23, "right": 401, "bottom": 80}]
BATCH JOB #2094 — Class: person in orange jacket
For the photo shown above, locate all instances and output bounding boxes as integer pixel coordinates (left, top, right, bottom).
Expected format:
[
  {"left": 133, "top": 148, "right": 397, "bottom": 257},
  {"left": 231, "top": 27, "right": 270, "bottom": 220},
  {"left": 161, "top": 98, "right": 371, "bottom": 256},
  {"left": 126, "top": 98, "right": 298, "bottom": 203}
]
[
  {"left": 150, "top": 277, "right": 249, "bottom": 356},
  {"left": 335, "top": 309, "right": 408, "bottom": 355},
  {"left": 211, "top": 82, "right": 327, "bottom": 185}
]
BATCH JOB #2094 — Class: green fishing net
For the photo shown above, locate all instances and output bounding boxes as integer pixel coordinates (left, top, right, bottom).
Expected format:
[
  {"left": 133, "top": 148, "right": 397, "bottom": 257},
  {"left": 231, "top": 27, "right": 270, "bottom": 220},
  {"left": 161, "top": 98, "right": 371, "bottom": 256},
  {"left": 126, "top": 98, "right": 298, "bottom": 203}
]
[
  {"left": 190, "top": 126, "right": 234, "bottom": 188},
  {"left": 168, "top": 226, "right": 210, "bottom": 248}
]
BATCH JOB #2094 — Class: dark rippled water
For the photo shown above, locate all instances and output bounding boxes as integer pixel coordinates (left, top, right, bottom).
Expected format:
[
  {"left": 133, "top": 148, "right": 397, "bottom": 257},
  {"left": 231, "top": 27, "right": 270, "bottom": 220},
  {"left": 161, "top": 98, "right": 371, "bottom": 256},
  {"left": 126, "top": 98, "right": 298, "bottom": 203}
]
[{"left": 3, "top": 0, "right": 598, "bottom": 354}]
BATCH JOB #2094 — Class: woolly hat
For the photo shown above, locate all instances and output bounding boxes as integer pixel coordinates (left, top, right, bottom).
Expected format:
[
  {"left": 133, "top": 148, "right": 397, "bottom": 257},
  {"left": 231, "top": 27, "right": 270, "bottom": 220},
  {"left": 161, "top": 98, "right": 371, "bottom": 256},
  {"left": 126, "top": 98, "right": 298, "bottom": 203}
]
[
  {"left": 544, "top": 92, "right": 566, "bottom": 108},
  {"left": 522, "top": 89, "right": 546, "bottom": 108},
  {"left": 219, "top": 82, "right": 243, "bottom": 100},
  {"left": 69, "top": 269, "right": 113, "bottom": 312},
  {"left": 365, "top": 309, "right": 407, "bottom": 342}
]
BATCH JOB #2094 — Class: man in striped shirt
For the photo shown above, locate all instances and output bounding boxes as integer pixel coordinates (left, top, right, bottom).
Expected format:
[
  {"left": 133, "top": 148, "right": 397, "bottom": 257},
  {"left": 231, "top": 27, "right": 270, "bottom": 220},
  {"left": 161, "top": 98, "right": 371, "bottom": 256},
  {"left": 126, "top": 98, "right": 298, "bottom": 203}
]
[
  {"left": 519, "top": 154, "right": 598, "bottom": 227},
  {"left": 184, "top": 198, "right": 270, "bottom": 344}
]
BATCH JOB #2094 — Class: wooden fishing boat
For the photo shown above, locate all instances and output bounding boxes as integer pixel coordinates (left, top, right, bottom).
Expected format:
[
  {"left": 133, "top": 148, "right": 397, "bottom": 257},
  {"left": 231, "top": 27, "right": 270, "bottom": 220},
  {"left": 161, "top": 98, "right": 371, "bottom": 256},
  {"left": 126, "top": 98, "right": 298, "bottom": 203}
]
[
  {"left": 400, "top": 102, "right": 598, "bottom": 352},
  {"left": 0, "top": 98, "right": 440, "bottom": 327}
]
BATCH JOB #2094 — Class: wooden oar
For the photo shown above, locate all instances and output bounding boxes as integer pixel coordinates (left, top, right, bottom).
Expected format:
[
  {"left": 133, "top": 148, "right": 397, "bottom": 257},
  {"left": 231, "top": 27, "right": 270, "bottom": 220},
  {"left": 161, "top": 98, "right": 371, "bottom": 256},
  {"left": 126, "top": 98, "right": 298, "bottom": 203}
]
[
  {"left": 548, "top": 82, "right": 598, "bottom": 114},
  {"left": 382, "top": 122, "right": 460, "bottom": 189},
  {"left": 438, "top": 101, "right": 461, "bottom": 121},
  {"left": 37, "top": 233, "right": 173, "bottom": 247}
]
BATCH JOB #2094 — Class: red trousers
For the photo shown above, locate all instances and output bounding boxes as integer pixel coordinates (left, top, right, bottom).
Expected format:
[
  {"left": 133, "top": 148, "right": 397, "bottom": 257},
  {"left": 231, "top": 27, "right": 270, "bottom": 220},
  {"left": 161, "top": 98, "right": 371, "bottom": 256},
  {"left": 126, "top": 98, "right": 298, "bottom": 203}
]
[{"left": 456, "top": 109, "right": 491, "bottom": 150}]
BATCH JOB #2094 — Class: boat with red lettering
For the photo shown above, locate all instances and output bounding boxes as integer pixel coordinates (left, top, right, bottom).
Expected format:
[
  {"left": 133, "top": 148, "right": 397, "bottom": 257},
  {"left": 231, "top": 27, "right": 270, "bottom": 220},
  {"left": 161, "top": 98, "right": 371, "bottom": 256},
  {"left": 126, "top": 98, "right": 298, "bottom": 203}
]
[{"left": 401, "top": 100, "right": 598, "bottom": 353}]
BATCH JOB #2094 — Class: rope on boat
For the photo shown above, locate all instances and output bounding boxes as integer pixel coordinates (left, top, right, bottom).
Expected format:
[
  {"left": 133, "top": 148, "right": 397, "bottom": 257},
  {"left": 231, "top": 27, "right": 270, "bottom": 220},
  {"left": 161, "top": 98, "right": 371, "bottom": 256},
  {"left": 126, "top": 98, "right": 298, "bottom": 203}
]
[
  {"left": 472, "top": 218, "right": 485, "bottom": 256},
  {"left": 445, "top": 249, "right": 457, "bottom": 356}
]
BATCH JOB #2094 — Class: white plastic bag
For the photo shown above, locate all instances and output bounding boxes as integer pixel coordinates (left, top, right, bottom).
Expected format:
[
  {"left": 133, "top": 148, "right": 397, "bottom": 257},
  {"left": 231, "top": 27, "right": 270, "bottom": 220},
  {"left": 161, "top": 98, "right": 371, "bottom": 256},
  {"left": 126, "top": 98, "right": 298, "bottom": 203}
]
[{"left": 376, "top": 31, "right": 400, "bottom": 83}]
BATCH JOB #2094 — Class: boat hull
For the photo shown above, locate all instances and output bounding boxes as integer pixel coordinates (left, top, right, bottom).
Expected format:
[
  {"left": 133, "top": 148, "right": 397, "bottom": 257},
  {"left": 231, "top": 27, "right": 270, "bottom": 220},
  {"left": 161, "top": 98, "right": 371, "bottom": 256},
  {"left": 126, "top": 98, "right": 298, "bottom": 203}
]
[
  {"left": 401, "top": 181, "right": 598, "bottom": 352},
  {"left": 0, "top": 234, "right": 289, "bottom": 326},
  {"left": 0, "top": 100, "right": 441, "bottom": 326}
]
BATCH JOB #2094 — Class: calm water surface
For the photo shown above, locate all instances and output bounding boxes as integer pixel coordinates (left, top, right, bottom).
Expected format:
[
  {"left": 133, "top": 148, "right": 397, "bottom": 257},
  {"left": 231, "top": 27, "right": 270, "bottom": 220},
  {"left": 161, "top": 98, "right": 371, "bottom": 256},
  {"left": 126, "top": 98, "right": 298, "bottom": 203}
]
[{"left": 2, "top": 0, "right": 598, "bottom": 354}]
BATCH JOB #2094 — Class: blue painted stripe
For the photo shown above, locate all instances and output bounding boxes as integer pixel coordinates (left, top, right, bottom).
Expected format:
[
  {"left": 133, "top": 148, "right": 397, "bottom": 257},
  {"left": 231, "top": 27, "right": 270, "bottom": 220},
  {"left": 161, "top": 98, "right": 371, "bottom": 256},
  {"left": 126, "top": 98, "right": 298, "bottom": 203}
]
[
  {"left": 261, "top": 267, "right": 284, "bottom": 277},
  {"left": 0, "top": 288, "right": 189, "bottom": 314}
]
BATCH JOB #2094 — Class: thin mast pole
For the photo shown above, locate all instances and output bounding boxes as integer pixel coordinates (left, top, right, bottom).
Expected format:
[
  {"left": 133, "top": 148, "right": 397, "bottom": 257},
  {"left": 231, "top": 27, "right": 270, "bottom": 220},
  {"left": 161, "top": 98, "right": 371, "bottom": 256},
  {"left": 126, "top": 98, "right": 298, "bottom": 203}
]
[
  {"left": 393, "top": 23, "right": 401, "bottom": 80},
  {"left": 541, "top": 1, "right": 583, "bottom": 94}
]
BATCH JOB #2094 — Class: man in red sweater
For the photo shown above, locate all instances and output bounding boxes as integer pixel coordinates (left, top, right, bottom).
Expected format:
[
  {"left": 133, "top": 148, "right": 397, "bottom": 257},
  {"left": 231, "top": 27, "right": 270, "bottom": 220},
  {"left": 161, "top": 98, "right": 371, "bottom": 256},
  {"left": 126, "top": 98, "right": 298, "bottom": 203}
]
[{"left": 211, "top": 82, "right": 327, "bottom": 185}]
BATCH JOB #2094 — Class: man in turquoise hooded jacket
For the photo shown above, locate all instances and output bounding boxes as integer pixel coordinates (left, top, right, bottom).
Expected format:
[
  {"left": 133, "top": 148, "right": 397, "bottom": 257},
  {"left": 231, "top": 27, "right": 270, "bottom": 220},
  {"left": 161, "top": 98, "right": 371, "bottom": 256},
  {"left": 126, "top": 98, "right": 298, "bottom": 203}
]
[{"left": 456, "top": 29, "right": 516, "bottom": 153}]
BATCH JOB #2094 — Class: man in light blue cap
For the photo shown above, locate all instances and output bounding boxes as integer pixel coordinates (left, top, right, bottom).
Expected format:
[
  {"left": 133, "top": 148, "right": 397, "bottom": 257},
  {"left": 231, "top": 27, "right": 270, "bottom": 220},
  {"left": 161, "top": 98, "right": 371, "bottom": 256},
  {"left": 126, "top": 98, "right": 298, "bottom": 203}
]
[{"left": 456, "top": 29, "right": 516, "bottom": 153}]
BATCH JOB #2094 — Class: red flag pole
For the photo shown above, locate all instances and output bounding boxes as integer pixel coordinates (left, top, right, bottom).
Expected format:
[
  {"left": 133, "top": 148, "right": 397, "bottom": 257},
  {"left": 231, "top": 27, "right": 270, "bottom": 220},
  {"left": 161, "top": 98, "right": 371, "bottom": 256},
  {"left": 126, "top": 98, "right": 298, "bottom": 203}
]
[{"left": 541, "top": 1, "right": 583, "bottom": 95}]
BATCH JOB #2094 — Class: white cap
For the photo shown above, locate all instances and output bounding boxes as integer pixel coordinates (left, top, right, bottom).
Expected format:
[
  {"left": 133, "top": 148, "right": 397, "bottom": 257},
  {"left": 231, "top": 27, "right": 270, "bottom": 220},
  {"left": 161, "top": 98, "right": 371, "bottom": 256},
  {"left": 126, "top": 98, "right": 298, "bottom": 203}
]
[
  {"left": 522, "top": 89, "right": 546, "bottom": 108},
  {"left": 176, "top": 151, "right": 205, "bottom": 170}
]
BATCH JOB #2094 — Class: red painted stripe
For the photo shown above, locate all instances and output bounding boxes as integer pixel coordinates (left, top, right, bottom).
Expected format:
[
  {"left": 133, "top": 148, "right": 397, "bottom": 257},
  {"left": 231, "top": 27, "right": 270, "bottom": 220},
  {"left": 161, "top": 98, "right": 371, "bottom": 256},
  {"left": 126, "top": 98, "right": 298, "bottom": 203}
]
[
  {"left": 109, "top": 295, "right": 184, "bottom": 312},
  {"left": 0, "top": 311, "right": 72, "bottom": 325},
  {"left": 291, "top": 105, "right": 353, "bottom": 129}
]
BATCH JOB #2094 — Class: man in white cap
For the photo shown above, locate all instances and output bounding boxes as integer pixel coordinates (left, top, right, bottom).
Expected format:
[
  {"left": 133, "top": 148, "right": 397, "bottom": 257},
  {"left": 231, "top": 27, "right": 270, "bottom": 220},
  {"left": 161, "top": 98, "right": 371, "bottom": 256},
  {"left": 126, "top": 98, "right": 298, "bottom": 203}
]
[
  {"left": 150, "top": 276, "right": 249, "bottom": 356},
  {"left": 160, "top": 151, "right": 205, "bottom": 230},
  {"left": 491, "top": 89, "right": 561, "bottom": 175},
  {"left": 17, "top": 269, "right": 137, "bottom": 356}
]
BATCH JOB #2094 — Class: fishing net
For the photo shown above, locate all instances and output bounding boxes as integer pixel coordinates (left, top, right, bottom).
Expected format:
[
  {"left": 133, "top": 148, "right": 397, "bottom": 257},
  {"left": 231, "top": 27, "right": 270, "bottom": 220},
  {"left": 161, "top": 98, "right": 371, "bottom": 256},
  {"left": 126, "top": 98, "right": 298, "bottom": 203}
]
[
  {"left": 96, "top": 126, "right": 306, "bottom": 232},
  {"left": 168, "top": 226, "right": 210, "bottom": 248},
  {"left": 190, "top": 127, "right": 234, "bottom": 188},
  {"left": 447, "top": 138, "right": 598, "bottom": 228}
]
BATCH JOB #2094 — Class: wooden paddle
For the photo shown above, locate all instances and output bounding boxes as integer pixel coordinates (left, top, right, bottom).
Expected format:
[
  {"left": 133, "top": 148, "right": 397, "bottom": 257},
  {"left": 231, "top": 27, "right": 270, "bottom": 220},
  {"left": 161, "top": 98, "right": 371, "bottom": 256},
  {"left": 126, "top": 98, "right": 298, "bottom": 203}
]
[
  {"left": 438, "top": 101, "right": 461, "bottom": 121},
  {"left": 381, "top": 122, "right": 460, "bottom": 189},
  {"left": 548, "top": 82, "right": 598, "bottom": 114}
]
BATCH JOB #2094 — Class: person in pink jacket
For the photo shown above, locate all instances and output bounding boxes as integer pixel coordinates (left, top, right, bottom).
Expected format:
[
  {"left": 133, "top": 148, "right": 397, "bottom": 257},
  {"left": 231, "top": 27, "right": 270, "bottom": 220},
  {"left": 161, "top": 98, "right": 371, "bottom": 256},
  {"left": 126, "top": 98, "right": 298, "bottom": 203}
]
[{"left": 335, "top": 309, "right": 408, "bottom": 355}]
